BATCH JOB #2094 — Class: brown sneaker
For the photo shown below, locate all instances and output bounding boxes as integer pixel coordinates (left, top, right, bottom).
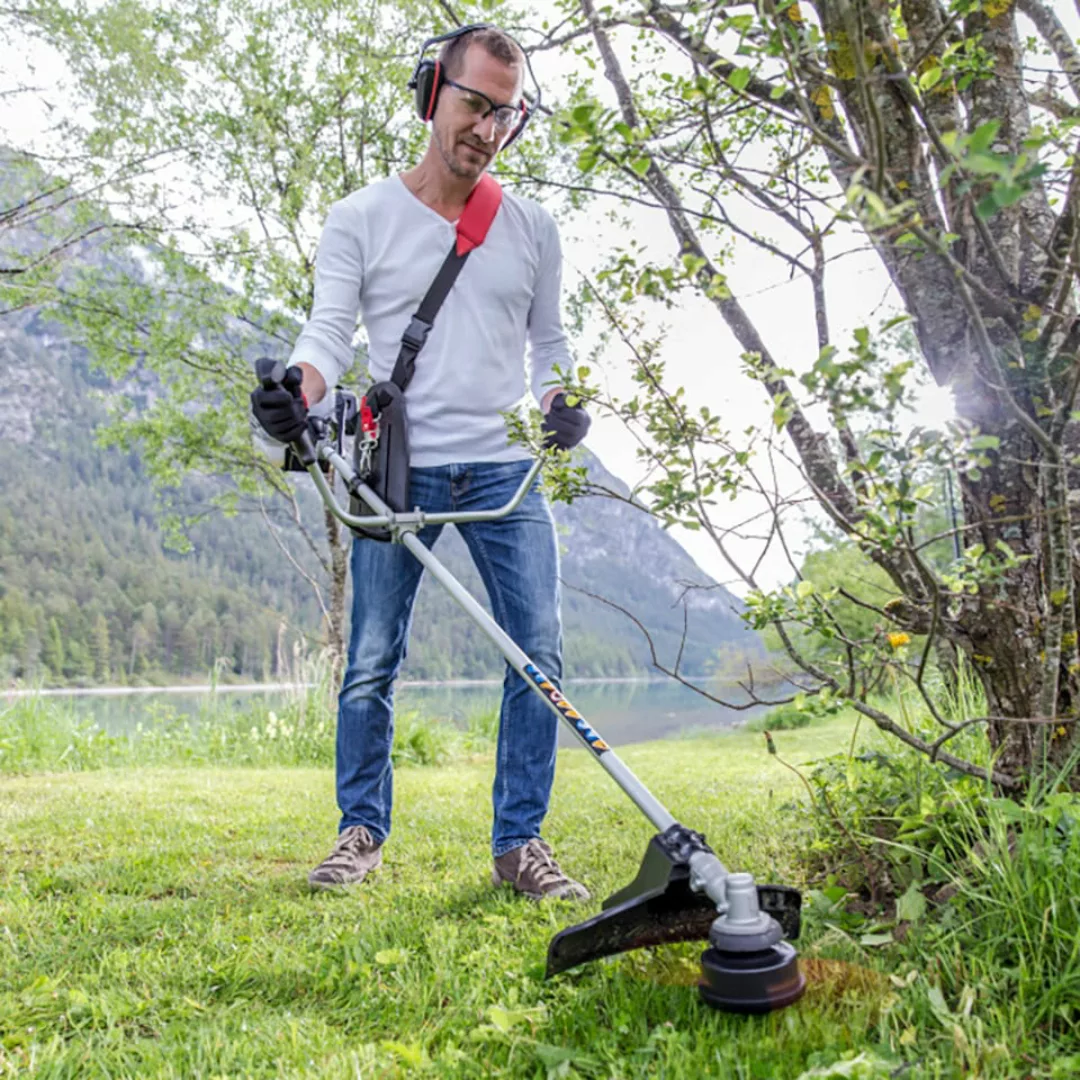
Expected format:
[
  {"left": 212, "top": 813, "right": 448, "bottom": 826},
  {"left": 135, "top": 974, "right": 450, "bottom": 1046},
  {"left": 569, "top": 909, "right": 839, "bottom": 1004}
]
[
  {"left": 308, "top": 825, "right": 382, "bottom": 890},
  {"left": 492, "top": 838, "right": 590, "bottom": 901}
]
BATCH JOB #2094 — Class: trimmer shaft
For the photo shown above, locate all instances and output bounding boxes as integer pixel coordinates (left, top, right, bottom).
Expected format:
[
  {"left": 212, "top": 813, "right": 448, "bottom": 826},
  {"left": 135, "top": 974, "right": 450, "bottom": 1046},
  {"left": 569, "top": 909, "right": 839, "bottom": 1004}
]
[{"left": 291, "top": 412, "right": 807, "bottom": 1011}]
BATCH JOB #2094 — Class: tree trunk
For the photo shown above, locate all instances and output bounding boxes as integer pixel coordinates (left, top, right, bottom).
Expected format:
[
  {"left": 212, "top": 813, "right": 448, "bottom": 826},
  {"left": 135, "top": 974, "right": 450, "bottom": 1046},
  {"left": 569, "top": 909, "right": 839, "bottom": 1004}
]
[{"left": 324, "top": 497, "right": 349, "bottom": 692}]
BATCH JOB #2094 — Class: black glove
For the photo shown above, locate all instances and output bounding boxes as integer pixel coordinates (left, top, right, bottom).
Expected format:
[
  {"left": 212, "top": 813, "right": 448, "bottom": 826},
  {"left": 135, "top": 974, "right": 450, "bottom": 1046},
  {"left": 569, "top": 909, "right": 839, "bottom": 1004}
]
[
  {"left": 541, "top": 392, "right": 590, "bottom": 451},
  {"left": 251, "top": 364, "right": 309, "bottom": 444}
]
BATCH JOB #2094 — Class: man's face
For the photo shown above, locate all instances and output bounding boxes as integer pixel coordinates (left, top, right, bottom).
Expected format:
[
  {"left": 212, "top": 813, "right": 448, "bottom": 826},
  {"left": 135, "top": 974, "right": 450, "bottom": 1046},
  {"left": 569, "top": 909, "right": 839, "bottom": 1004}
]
[{"left": 431, "top": 44, "right": 524, "bottom": 180}]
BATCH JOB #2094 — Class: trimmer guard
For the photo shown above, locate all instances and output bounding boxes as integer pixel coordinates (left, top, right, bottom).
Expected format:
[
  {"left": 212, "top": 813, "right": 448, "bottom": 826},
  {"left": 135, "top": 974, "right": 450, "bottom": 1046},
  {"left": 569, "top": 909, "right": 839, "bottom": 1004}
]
[{"left": 546, "top": 824, "right": 802, "bottom": 978}]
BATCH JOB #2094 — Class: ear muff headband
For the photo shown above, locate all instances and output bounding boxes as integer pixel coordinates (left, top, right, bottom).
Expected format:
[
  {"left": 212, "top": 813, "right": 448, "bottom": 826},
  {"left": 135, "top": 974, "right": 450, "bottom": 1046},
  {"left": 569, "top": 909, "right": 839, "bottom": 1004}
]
[{"left": 407, "top": 23, "right": 542, "bottom": 148}]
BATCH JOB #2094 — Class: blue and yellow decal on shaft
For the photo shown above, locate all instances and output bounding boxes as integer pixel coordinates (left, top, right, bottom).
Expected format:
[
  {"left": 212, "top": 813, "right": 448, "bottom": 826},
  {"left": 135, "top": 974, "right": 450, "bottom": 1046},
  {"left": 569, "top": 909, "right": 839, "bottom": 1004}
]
[{"left": 523, "top": 663, "right": 610, "bottom": 754}]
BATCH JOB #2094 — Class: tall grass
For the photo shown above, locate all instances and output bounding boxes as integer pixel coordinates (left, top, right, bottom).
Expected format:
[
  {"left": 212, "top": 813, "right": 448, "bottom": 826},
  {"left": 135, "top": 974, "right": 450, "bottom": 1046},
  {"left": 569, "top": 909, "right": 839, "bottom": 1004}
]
[
  {"left": 775, "top": 659, "right": 1080, "bottom": 1069},
  {"left": 904, "top": 768, "right": 1080, "bottom": 1060},
  {"left": 0, "top": 652, "right": 501, "bottom": 774}
]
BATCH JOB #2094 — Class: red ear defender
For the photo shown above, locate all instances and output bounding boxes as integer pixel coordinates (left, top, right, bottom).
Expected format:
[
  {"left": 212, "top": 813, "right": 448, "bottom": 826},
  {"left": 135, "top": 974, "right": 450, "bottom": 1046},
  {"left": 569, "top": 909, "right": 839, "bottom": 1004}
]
[
  {"left": 408, "top": 24, "right": 541, "bottom": 144},
  {"left": 425, "top": 59, "right": 442, "bottom": 121}
]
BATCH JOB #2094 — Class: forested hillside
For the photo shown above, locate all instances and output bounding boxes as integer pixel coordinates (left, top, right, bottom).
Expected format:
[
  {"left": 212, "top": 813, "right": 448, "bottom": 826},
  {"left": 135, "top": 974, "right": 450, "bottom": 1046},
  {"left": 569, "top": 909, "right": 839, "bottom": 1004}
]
[
  {"left": 0, "top": 144, "right": 761, "bottom": 689},
  {"left": 0, "top": 311, "right": 759, "bottom": 686}
]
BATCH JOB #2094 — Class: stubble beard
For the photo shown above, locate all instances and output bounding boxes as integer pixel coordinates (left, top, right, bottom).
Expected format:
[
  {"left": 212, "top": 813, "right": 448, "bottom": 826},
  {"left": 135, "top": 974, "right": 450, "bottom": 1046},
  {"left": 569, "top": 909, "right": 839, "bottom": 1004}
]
[{"left": 434, "top": 125, "right": 490, "bottom": 180}]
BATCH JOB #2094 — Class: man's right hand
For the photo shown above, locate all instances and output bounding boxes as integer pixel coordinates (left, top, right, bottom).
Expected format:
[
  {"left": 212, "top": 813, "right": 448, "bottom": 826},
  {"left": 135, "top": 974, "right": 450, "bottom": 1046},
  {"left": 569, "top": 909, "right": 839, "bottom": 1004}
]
[{"left": 251, "top": 364, "right": 309, "bottom": 443}]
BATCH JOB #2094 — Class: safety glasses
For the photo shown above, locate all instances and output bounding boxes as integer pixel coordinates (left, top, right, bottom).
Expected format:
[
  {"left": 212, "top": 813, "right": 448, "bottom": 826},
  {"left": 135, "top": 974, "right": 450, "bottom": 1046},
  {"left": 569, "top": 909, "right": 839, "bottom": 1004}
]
[{"left": 443, "top": 79, "right": 521, "bottom": 133}]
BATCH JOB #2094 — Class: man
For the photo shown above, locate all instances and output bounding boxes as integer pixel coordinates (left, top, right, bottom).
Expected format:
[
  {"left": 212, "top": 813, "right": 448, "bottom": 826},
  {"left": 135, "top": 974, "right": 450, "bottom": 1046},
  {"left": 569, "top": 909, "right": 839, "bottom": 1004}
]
[{"left": 250, "top": 26, "right": 591, "bottom": 899}]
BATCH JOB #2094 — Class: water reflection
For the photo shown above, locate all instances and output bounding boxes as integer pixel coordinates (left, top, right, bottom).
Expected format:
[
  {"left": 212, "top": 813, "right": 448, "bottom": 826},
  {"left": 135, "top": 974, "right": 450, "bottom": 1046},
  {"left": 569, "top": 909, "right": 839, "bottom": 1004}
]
[{"left": 15, "top": 678, "right": 767, "bottom": 748}]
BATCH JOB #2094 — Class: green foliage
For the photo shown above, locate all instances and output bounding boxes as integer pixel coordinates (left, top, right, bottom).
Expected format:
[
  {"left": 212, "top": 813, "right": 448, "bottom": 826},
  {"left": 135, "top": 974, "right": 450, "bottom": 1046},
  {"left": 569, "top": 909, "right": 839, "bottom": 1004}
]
[
  {"left": 939, "top": 121, "right": 1050, "bottom": 220},
  {"left": 788, "top": 670, "right": 993, "bottom": 904},
  {"left": 0, "top": 148, "right": 112, "bottom": 316},
  {"left": 760, "top": 688, "right": 1080, "bottom": 1069},
  {"left": 759, "top": 541, "right": 900, "bottom": 675},
  {"left": 746, "top": 700, "right": 824, "bottom": 731}
]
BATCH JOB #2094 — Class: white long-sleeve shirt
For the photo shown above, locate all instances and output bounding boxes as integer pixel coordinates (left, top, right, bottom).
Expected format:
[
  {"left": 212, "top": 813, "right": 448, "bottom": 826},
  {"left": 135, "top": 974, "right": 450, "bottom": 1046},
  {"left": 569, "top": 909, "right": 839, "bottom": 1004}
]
[{"left": 289, "top": 174, "right": 573, "bottom": 466}]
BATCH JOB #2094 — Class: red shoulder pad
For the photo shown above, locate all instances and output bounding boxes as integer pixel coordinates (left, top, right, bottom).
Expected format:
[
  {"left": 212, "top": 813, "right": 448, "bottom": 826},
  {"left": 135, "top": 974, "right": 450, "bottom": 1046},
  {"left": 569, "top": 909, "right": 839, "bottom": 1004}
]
[{"left": 456, "top": 173, "right": 503, "bottom": 256}]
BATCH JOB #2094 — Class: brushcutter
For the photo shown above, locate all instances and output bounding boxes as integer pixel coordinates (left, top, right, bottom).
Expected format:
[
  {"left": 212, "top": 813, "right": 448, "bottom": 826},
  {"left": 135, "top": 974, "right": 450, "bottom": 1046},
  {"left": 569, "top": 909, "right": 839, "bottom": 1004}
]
[{"left": 256, "top": 359, "right": 805, "bottom": 1013}]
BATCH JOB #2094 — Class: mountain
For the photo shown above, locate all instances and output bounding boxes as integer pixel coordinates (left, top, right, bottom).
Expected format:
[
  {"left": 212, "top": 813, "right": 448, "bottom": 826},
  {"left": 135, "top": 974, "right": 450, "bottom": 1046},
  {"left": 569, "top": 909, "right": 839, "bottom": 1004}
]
[{"left": 0, "top": 165, "right": 761, "bottom": 687}]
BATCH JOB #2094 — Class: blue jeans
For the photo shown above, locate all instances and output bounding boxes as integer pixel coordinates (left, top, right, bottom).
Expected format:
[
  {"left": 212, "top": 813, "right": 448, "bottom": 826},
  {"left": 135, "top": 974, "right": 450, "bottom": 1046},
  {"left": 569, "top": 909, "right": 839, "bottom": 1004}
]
[{"left": 336, "top": 459, "right": 563, "bottom": 857}]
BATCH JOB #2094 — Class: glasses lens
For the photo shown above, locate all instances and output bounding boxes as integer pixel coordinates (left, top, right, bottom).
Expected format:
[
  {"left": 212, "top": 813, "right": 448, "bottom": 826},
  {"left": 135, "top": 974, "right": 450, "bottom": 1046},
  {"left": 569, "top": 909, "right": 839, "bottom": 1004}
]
[
  {"left": 493, "top": 106, "right": 518, "bottom": 131},
  {"left": 455, "top": 89, "right": 487, "bottom": 115}
]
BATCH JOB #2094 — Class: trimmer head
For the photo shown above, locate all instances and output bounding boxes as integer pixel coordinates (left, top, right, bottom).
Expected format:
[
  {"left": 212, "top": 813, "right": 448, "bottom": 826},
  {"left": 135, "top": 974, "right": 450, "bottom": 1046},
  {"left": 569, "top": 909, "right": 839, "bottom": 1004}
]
[
  {"left": 698, "top": 873, "right": 806, "bottom": 1012},
  {"left": 546, "top": 825, "right": 804, "bottom": 1013},
  {"left": 699, "top": 940, "right": 805, "bottom": 1012}
]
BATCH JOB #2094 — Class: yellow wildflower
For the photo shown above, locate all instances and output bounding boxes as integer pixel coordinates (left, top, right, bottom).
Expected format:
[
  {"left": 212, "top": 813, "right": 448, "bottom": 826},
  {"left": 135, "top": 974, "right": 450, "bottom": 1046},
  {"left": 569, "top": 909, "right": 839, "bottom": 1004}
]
[{"left": 887, "top": 632, "right": 911, "bottom": 649}]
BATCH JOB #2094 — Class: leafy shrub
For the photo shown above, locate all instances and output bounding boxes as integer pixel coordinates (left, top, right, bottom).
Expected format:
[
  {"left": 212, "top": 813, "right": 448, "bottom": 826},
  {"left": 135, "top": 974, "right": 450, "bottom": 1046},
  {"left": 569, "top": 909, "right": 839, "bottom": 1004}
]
[
  {"left": 746, "top": 702, "right": 816, "bottom": 731},
  {"left": 747, "top": 688, "right": 849, "bottom": 732},
  {"left": 0, "top": 694, "right": 121, "bottom": 772},
  {"left": 391, "top": 710, "right": 460, "bottom": 767},
  {"left": 770, "top": 674, "right": 1080, "bottom": 1062},
  {"left": 461, "top": 705, "right": 501, "bottom": 751}
]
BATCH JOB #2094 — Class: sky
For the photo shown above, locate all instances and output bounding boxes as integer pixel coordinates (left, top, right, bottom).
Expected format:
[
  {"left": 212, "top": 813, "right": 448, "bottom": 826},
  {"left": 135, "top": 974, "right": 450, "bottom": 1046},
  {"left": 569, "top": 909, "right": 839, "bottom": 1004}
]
[{"left": 4, "top": 0, "right": 1059, "bottom": 596}]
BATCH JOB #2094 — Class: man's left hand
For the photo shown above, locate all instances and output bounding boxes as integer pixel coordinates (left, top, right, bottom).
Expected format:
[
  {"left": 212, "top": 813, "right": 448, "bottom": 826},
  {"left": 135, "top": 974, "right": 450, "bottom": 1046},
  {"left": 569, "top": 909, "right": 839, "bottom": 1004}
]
[{"left": 542, "top": 392, "right": 590, "bottom": 451}]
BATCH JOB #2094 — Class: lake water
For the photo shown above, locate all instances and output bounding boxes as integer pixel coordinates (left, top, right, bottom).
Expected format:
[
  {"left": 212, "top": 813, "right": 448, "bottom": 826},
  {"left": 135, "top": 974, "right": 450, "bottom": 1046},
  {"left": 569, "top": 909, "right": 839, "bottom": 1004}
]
[{"left": 19, "top": 678, "right": 768, "bottom": 748}]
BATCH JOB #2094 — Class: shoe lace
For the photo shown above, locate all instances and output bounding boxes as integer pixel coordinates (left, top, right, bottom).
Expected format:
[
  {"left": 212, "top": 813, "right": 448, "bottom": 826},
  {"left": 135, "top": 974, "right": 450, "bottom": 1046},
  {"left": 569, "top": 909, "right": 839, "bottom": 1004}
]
[
  {"left": 516, "top": 839, "right": 568, "bottom": 889},
  {"left": 335, "top": 825, "right": 375, "bottom": 856}
]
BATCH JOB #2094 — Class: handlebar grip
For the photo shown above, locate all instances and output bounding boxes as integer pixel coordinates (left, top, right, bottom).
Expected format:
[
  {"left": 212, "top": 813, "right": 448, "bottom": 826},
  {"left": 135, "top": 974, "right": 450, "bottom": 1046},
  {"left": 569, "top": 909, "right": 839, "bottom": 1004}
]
[
  {"left": 253, "top": 357, "right": 317, "bottom": 467},
  {"left": 293, "top": 428, "right": 318, "bottom": 467},
  {"left": 256, "top": 357, "right": 287, "bottom": 391}
]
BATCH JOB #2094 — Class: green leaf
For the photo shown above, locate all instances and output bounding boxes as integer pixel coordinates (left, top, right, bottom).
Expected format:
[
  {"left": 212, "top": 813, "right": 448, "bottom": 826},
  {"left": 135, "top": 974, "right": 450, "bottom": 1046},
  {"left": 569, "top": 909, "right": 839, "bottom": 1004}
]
[
  {"left": 576, "top": 147, "right": 598, "bottom": 173},
  {"left": 630, "top": 156, "right": 651, "bottom": 177},
  {"left": 968, "top": 119, "right": 1001, "bottom": 154},
  {"left": 535, "top": 1044, "right": 577, "bottom": 1068},
  {"left": 976, "top": 192, "right": 1000, "bottom": 219},
  {"left": 927, "top": 983, "right": 952, "bottom": 1022},
  {"left": 859, "top": 931, "right": 893, "bottom": 947},
  {"left": 895, "top": 880, "right": 926, "bottom": 923},
  {"left": 486, "top": 1005, "right": 514, "bottom": 1033},
  {"left": 374, "top": 948, "right": 409, "bottom": 966},
  {"left": 728, "top": 67, "right": 752, "bottom": 93},
  {"left": 918, "top": 66, "right": 942, "bottom": 92},
  {"left": 381, "top": 1042, "right": 428, "bottom": 1067}
]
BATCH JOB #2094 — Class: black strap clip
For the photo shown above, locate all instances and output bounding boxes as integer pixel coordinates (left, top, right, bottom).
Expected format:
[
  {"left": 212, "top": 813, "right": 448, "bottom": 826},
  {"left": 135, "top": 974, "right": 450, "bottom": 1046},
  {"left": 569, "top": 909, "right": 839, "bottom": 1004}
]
[{"left": 401, "top": 316, "right": 433, "bottom": 352}]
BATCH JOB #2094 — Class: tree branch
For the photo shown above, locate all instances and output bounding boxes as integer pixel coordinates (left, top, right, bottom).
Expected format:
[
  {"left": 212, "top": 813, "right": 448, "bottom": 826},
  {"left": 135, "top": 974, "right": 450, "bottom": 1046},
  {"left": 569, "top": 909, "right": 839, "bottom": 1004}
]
[{"left": 1016, "top": 0, "right": 1080, "bottom": 103}]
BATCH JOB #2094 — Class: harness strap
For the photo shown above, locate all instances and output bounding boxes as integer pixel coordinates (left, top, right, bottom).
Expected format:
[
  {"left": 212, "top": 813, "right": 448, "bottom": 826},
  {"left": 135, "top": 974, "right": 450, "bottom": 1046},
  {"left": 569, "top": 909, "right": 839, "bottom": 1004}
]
[{"left": 389, "top": 173, "right": 504, "bottom": 393}]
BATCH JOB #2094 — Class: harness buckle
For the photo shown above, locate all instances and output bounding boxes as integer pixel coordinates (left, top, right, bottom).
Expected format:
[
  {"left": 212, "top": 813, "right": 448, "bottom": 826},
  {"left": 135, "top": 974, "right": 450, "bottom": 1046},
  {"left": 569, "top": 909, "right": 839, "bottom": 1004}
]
[{"left": 401, "top": 316, "right": 432, "bottom": 351}]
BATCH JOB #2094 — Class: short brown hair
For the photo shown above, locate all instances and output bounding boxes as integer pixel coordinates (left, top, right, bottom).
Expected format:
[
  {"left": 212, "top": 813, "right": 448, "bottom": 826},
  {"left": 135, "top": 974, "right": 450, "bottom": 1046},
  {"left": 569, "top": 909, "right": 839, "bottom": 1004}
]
[{"left": 439, "top": 27, "right": 524, "bottom": 83}]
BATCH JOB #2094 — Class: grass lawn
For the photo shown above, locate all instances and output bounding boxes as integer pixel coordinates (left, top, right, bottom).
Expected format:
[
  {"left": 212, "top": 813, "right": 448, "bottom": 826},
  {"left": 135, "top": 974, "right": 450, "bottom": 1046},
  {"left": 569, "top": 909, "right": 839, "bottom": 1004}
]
[{"left": 0, "top": 719, "right": 982, "bottom": 1077}]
